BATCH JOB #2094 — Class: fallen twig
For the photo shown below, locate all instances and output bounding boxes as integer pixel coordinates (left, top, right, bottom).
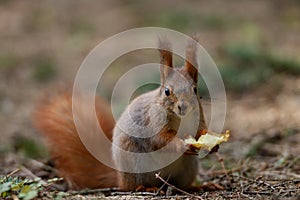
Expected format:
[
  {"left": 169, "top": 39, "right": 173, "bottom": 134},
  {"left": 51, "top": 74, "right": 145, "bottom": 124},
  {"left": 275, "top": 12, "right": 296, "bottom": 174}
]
[
  {"left": 207, "top": 167, "right": 240, "bottom": 176},
  {"left": 7, "top": 168, "right": 21, "bottom": 177},
  {"left": 272, "top": 179, "right": 300, "bottom": 187},
  {"left": 110, "top": 191, "right": 157, "bottom": 196},
  {"left": 258, "top": 170, "right": 300, "bottom": 179},
  {"left": 235, "top": 175, "right": 276, "bottom": 191},
  {"left": 155, "top": 172, "right": 203, "bottom": 200},
  {"left": 216, "top": 152, "right": 231, "bottom": 182},
  {"left": 242, "top": 190, "right": 273, "bottom": 195},
  {"left": 20, "top": 166, "right": 48, "bottom": 186},
  {"left": 2, "top": 168, "right": 21, "bottom": 182}
]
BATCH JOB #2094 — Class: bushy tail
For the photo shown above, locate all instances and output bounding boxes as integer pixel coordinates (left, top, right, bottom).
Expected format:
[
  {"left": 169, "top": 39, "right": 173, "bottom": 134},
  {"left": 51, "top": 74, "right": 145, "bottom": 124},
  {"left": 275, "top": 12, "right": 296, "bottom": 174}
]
[{"left": 33, "top": 90, "right": 117, "bottom": 189}]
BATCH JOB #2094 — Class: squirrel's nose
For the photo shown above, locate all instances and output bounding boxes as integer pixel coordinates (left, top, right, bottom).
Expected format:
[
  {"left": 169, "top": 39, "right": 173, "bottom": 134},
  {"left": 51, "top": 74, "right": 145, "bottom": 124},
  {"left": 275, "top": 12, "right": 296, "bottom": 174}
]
[{"left": 178, "top": 101, "right": 188, "bottom": 115}]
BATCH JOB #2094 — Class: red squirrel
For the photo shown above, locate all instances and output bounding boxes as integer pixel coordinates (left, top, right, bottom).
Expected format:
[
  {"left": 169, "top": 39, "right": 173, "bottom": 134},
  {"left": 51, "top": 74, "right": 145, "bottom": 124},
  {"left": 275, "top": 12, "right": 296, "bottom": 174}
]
[{"left": 33, "top": 37, "right": 208, "bottom": 191}]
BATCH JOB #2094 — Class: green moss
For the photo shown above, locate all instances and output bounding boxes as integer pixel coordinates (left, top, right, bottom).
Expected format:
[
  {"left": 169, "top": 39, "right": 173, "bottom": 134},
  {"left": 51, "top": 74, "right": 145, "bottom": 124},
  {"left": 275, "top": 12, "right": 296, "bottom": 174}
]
[
  {"left": 219, "top": 42, "right": 300, "bottom": 93},
  {"left": 199, "top": 14, "right": 233, "bottom": 30},
  {"left": 219, "top": 65, "right": 273, "bottom": 92},
  {"left": 13, "top": 136, "right": 48, "bottom": 159},
  {"left": 223, "top": 44, "right": 262, "bottom": 64},
  {"left": 266, "top": 54, "right": 300, "bottom": 75},
  {"left": 32, "top": 58, "right": 56, "bottom": 82}
]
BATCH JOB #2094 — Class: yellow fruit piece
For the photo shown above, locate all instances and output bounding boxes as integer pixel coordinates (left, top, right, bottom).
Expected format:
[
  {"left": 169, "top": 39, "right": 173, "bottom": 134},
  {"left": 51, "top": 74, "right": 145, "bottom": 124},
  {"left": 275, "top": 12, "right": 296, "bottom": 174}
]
[{"left": 184, "top": 130, "right": 230, "bottom": 151}]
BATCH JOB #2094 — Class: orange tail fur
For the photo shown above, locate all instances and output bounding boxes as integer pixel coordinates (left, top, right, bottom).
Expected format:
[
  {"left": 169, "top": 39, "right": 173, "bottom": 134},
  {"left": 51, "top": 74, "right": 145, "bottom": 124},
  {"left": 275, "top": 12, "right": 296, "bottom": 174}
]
[{"left": 33, "top": 91, "right": 117, "bottom": 189}]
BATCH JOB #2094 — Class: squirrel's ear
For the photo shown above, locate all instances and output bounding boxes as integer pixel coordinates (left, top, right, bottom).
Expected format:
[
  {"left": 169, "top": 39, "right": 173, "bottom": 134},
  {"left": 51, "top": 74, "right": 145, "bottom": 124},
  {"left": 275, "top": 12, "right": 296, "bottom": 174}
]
[
  {"left": 158, "top": 39, "right": 173, "bottom": 84},
  {"left": 184, "top": 36, "right": 198, "bottom": 83}
]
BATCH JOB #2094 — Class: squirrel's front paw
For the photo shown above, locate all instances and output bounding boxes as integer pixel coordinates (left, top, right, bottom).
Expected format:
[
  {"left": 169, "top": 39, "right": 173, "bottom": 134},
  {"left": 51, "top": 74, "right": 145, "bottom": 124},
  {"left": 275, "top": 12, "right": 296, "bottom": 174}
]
[
  {"left": 176, "top": 139, "right": 189, "bottom": 153},
  {"left": 170, "top": 138, "right": 197, "bottom": 154}
]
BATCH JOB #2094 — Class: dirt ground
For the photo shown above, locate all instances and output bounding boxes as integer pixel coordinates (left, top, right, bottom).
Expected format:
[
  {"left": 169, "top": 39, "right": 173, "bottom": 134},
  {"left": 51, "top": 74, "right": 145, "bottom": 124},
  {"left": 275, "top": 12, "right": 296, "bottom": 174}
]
[{"left": 0, "top": 0, "right": 300, "bottom": 199}]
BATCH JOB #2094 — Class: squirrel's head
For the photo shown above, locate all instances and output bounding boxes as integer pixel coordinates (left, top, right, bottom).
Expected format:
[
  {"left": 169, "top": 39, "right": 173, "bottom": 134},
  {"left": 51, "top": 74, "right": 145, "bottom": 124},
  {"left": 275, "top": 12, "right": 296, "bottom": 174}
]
[{"left": 158, "top": 37, "right": 200, "bottom": 117}]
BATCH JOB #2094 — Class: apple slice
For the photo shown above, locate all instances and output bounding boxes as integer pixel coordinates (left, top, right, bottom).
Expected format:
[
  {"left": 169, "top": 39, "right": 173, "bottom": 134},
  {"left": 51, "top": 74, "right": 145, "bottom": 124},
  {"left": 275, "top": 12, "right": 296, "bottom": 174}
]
[{"left": 185, "top": 130, "right": 230, "bottom": 151}]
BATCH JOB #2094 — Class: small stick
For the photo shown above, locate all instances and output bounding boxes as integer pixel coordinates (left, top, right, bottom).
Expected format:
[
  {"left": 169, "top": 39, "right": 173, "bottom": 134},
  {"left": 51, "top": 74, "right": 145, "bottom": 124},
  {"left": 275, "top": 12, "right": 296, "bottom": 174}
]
[
  {"left": 216, "top": 153, "right": 230, "bottom": 181},
  {"left": 111, "top": 191, "right": 157, "bottom": 196},
  {"left": 208, "top": 167, "right": 240, "bottom": 176},
  {"left": 155, "top": 175, "right": 170, "bottom": 195},
  {"left": 7, "top": 168, "right": 21, "bottom": 177},
  {"left": 273, "top": 179, "right": 300, "bottom": 187},
  {"left": 258, "top": 171, "right": 300, "bottom": 179},
  {"left": 2, "top": 168, "right": 21, "bottom": 182},
  {"left": 155, "top": 173, "right": 203, "bottom": 200},
  {"left": 242, "top": 190, "right": 272, "bottom": 195},
  {"left": 20, "top": 166, "right": 48, "bottom": 186},
  {"left": 235, "top": 174, "right": 277, "bottom": 191}
]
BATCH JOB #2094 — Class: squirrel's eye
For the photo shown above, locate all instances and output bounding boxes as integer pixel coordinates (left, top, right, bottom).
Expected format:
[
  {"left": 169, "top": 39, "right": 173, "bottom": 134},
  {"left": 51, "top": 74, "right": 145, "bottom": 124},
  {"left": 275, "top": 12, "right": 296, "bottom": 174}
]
[
  {"left": 165, "top": 88, "right": 170, "bottom": 96},
  {"left": 193, "top": 87, "right": 198, "bottom": 94}
]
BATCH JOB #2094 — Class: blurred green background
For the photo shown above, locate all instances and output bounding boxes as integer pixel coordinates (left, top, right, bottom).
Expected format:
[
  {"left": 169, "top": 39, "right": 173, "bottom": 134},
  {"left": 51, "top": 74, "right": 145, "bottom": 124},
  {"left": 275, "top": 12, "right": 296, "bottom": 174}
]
[{"left": 0, "top": 0, "right": 299, "bottom": 160}]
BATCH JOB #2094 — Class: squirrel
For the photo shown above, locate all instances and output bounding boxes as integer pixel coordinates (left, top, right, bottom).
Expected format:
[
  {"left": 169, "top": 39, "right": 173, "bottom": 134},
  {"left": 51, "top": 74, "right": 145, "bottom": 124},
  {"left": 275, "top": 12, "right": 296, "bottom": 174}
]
[{"left": 33, "top": 37, "right": 209, "bottom": 191}]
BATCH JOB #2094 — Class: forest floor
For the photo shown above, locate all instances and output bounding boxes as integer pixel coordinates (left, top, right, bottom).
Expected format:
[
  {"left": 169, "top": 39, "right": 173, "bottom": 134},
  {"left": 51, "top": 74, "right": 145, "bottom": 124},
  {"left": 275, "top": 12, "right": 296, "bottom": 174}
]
[{"left": 0, "top": 0, "right": 300, "bottom": 199}]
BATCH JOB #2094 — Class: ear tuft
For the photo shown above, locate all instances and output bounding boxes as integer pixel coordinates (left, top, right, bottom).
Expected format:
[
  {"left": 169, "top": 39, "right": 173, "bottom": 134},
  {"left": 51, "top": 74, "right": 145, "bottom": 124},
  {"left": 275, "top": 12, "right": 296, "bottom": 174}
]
[
  {"left": 184, "top": 35, "right": 199, "bottom": 83},
  {"left": 158, "top": 38, "right": 173, "bottom": 84},
  {"left": 158, "top": 38, "right": 173, "bottom": 68}
]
